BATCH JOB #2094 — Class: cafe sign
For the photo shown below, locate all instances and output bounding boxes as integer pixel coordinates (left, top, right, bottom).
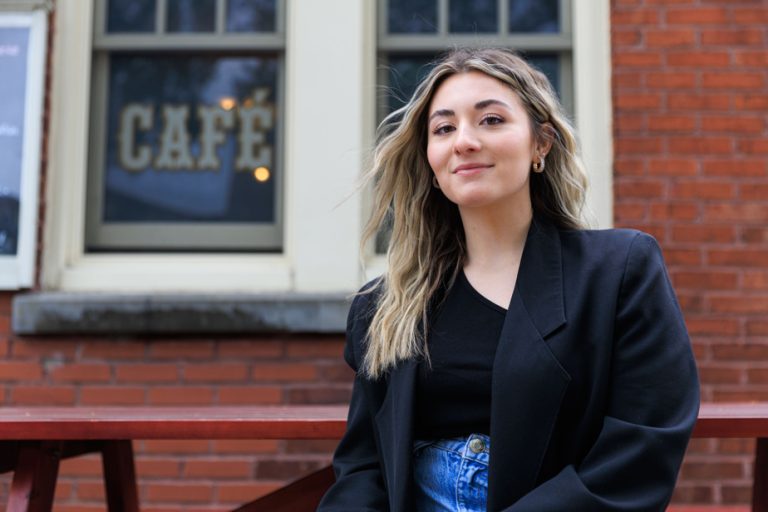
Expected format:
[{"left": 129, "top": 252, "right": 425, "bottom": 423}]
[{"left": 117, "top": 88, "right": 273, "bottom": 174}]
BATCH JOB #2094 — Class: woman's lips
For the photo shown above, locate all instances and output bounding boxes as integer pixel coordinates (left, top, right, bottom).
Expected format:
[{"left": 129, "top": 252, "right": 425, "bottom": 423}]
[{"left": 453, "top": 163, "right": 493, "bottom": 175}]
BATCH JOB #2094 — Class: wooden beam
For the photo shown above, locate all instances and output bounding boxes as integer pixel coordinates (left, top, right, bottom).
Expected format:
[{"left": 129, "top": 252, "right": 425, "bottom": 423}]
[
  {"left": 6, "top": 441, "right": 63, "bottom": 512},
  {"left": 102, "top": 440, "right": 140, "bottom": 512},
  {"left": 231, "top": 465, "right": 336, "bottom": 512}
]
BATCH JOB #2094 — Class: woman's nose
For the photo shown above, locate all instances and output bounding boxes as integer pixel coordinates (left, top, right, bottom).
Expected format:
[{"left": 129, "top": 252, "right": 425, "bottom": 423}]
[{"left": 453, "top": 125, "right": 481, "bottom": 154}]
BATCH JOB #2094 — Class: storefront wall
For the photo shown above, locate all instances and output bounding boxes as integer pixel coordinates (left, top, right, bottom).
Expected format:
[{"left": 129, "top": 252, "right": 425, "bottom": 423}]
[{"left": 1, "top": 0, "right": 766, "bottom": 508}]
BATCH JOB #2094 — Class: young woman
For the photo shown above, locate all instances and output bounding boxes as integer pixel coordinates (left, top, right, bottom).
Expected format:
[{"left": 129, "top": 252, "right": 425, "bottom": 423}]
[{"left": 318, "top": 47, "right": 699, "bottom": 512}]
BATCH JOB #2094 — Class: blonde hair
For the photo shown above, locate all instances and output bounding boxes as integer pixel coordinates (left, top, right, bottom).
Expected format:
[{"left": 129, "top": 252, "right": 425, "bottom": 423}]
[{"left": 360, "top": 47, "right": 587, "bottom": 379}]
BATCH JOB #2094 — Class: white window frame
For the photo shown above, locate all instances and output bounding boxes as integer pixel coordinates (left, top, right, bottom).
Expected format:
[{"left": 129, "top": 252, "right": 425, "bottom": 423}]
[
  {"left": 43, "top": 0, "right": 609, "bottom": 293},
  {"left": 573, "top": 0, "right": 612, "bottom": 229}
]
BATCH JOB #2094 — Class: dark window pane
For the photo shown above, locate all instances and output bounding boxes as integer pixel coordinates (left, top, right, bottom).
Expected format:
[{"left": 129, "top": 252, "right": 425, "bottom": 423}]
[
  {"left": 103, "top": 55, "right": 278, "bottom": 224},
  {"left": 378, "top": 54, "right": 435, "bottom": 254},
  {"left": 509, "top": 0, "right": 559, "bottom": 33},
  {"left": 377, "top": 54, "right": 434, "bottom": 253},
  {"left": 107, "top": 0, "right": 156, "bottom": 33},
  {"left": 525, "top": 54, "right": 559, "bottom": 96},
  {"left": 0, "top": 27, "right": 29, "bottom": 255},
  {"left": 449, "top": 0, "right": 497, "bottom": 33},
  {"left": 388, "top": 0, "right": 438, "bottom": 34},
  {"left": 167, "top": 0, "right": 216, "bottom": 33},
  {"left": 385, "top": 54, "right": 435, "bottom": 114},
  {"left": 385, "top": 53, "right": 560, "bottom": 114},
  {"left": 227, "top": 0, "right": 277, "bottom": 32}
]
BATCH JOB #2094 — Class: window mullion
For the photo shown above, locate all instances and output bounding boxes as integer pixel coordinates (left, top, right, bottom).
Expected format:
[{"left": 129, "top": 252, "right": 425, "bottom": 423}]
[
  {"left": 438, "top": 0, "right": 448, "bottom": 35},
  {"left": 379, "top": 0, "right": 388, "bottom": 36},
  {"left": 276, "top": 0, "right": 286, "bottom": 35},
  {"left": 92, "top": 34, "right": 285, "bottom": 51},
  {"left": 498, "top": 0, "right": 507, "bottom": 36},
  {"left": 378, "top": 34, "right": 572, "bottom": 52},
  {"left": 563, "top": 0, "right": 573, "bottom": 36},
  {"left": 156, "top": 0, "right": 166, "bottom": 34},
  {"left": 216, "top": 0, "right": 225, "bottom": 34},
  {"left": 92, "top": 0, "right": 105, "bottom": 39}
]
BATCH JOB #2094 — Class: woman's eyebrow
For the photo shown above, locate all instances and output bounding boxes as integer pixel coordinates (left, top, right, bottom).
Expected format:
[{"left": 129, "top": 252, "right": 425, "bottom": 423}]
[
  {"left": 475, "top": 98, "right": 512, "bottom": 110},
  {"left": 428, "top": 109, "right": 453, "bottom": 122}
]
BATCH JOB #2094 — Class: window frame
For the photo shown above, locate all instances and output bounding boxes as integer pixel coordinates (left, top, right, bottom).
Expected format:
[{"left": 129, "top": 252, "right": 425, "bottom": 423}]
[
  {"left": 86, "top": 0, "right": 285, "bottom": 251},
  {"left": 43, "top": 0, "right": 609, "bottom": 294}
]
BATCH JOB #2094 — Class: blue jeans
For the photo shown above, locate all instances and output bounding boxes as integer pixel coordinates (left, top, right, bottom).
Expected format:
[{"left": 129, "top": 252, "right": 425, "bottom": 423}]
[{"left": 413, "top": 434, "right": 490, "bottom": 512}]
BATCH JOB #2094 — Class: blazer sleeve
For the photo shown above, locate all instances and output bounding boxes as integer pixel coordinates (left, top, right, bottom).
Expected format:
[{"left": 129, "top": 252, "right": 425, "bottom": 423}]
[
  {"left": 317, "top": 292, "right": 389, "bottom": 512},
  {"left": 506, "top": 233, "right": 700, "bottom": 512}
]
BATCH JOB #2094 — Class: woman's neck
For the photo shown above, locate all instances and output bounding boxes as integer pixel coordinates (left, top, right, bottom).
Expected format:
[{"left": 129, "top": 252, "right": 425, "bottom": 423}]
[
  {"left": 458, "top": 202, "right": 532, "bottom": 309},
  {"left": 460, "top": 202, "right": 532, "bottom": 271}
]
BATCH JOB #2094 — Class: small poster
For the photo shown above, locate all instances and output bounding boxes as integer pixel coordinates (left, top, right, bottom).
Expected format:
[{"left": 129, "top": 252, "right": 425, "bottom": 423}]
[
  {"left": 0, "top": 11, "right": 46, "bottom": 289},
  {"left": 0, "top": 24, "right": 29, "bottom": 256}
]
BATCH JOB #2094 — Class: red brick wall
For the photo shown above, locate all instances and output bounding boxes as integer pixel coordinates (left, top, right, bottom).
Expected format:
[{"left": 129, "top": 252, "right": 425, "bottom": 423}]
[
  {"left": 0, "top": 290, "right": 351, "bottom": 510},
  {"left": 612, "top": 0, "right": 768, "bottom": 505}
]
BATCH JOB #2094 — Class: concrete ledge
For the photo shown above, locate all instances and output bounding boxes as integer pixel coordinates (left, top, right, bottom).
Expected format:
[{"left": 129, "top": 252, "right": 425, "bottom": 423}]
[{"left": 12, "top": 292, "right": 351, "bottom": 335}]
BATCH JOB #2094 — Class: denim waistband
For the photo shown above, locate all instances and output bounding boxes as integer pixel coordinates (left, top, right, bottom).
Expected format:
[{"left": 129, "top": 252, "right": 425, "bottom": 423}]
[{"left": 414, "top": 433, "right": 490, "bottom": 465}]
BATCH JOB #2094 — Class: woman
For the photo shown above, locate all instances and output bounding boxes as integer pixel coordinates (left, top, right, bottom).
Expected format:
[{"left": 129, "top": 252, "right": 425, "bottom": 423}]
[{"left": 318, "top": 48, "right": 699, "bottom": 512}]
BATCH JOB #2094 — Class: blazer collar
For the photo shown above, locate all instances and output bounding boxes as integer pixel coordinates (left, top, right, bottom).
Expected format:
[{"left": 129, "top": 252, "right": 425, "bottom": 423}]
[{"left": 515, "top": 216, "right": 567, "bottom": 338}]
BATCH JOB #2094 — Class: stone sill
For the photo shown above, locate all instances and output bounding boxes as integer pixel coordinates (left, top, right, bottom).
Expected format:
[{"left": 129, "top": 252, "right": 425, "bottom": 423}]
[{"left": 12, "top": 292, "right": 351, "bottom": 335}]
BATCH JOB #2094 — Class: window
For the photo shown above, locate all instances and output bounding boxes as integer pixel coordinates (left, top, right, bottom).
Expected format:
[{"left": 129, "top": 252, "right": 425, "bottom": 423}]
[
  {"left": 372, "top": 0, "right": 593, "bottom": 256},
  {"left": 379, "top": 0, "right": 573, "bottom": 120},
  {"left": 374, "top": 0, "right": 613, "bottom": 234},
  {"left": 43, "top": 0, "right": 608, "bottom": 295},
  {"left": 86, "top": 0, "right": 284, "bottom": 251}
]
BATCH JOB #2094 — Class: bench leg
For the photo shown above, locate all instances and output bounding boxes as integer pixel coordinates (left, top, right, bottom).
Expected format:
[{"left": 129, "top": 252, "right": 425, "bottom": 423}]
[
  {"left": 101, "top": 440, "right": 140, "bottom": 512},
  {"left": 754, "top": 438, "right": 768, "bottom": 512},
  {"left": 231, "top": 465, "right": 335, "bottom": 512},
  {"left": 6, "top": 441, "right": 63, "bottom": 512}
]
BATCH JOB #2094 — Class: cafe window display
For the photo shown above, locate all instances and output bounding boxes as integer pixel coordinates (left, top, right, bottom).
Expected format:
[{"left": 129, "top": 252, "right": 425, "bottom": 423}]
[{"left": 86, "top": 0, "right": 283, "bottom": 251}]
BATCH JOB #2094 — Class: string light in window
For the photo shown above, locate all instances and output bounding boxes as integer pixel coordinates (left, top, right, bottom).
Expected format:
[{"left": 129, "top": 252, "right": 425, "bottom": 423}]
[
  {"left": 219, "top": 97, "right": 236, "bottom": 111},
  {"left": 253, "top": 166, "right": 270, "bottom": 182}
]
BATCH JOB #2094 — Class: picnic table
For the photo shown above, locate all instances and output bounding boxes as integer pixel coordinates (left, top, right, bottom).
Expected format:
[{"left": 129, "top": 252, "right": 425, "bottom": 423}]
[
  {"left": 0, "top": 406, "right": 346, "bottom": 512},
  {"left": 1, "top": 403, "right": 767, "bottom": 511}
]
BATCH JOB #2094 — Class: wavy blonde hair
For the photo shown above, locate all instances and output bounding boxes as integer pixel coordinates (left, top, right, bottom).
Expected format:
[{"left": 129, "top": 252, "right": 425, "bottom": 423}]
[{"left": 360, "top": 47, "right": 588, "bottom": 379}]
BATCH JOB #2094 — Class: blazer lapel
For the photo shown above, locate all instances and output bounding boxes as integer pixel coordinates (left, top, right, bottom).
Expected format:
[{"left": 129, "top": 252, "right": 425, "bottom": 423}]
[
  {"left": 373, "top": 359, "right": 417, "bottom": 512},
  {"left": 488, "top": 218, "right": 571, "bottom": 510}
]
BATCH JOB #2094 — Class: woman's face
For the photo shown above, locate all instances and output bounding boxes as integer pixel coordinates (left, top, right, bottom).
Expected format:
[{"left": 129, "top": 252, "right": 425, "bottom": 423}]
[{"left": 426, "top": 71, "right": 543, "bottom": 213}]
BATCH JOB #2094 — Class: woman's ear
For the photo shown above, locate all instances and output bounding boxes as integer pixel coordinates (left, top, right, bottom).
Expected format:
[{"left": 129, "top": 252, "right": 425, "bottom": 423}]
[{"left": 536, "top": 122, "right": 555, "bottom": 157}]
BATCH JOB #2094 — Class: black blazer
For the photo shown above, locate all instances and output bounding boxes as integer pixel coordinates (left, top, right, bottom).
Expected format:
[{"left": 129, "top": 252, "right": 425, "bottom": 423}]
[{"left": 318, "top": 218, "right": 699, "bottom": 512}]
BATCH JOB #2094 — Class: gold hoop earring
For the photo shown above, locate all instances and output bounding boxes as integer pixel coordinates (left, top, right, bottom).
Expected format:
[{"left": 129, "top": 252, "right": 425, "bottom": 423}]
[
  {"left": 533, "top": 156, "right": 545, "bottom": 173},
  {"left": 432, "top": 176, "right": 440, "bottom": 189}
]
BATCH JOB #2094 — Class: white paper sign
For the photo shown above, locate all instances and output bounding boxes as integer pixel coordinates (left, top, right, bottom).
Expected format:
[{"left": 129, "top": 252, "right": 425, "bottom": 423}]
[{"left": 0, "top": 11, "right": 46, "bottom": 289}]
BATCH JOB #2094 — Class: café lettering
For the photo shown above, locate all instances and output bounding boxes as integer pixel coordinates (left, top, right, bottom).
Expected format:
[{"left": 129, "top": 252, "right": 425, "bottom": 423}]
[{"left": 117, "top": 89, "right": 273, "bottom": 173}]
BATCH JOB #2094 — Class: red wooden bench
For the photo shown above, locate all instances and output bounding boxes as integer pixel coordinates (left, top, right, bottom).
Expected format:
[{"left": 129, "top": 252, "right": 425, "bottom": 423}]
[
  {"left": 0, "top": 406, "right": 346, "bottom": 512},
  {"left": 0, "top": 403, "right": 766, "bottom": 512}
]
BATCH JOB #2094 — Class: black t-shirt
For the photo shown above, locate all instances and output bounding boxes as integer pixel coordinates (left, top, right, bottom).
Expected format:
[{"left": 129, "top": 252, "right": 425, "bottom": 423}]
[{"left": 414, "top": 271, "right": 507, "bottom": 439}]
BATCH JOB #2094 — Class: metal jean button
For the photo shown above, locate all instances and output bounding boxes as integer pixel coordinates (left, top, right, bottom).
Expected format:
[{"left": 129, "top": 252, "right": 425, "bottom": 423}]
[{"left": 469, "top": 437, "right": 486, "bottom": 454}]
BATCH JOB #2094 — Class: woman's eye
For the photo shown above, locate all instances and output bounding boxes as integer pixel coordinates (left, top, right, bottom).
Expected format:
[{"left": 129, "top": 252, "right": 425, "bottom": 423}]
[
  {"left": 432, "top": 125, "right": 454, "bottom": 135},
  {"left": 481, "top": 115, "right": 504, "bottom": 125}
]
